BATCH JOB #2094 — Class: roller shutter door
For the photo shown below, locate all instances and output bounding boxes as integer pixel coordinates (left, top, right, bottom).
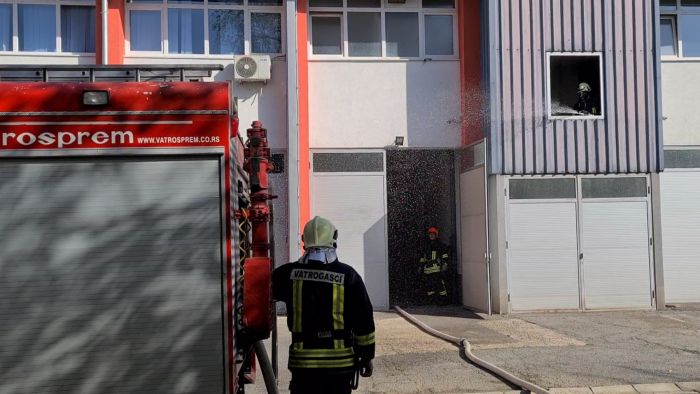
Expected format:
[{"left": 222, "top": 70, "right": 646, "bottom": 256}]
[
  {"left": 661, "top": 171, "right": 700, "bottom": 303},
  {"left": 310, "top": 151, "right": 389, "bottom": 310},
  {"left": 0, "top": 158, "right": 225, "bottom": 394},
  {"left": 507, "top": 178, "right": 580, "bottom": 311},
  {"left": 579, "top": 177, "right": 652, "bottom": 309}
]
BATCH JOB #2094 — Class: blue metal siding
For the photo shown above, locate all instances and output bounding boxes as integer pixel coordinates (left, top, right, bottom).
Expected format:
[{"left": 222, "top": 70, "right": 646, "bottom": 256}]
[{"left": 487, "top": 0, "right": 662, "bottom": 175}]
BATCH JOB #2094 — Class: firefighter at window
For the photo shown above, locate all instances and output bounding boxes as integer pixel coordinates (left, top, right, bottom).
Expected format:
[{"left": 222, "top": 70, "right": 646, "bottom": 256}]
[
  {"left": 574, "top": 82, "right": 599, "bottom": 115},
  {"left": 272, "top": 216, "right": 375, "bottom": 394},
  {"left": 418, "top": 227, "right": 450, "bottom": 305}
]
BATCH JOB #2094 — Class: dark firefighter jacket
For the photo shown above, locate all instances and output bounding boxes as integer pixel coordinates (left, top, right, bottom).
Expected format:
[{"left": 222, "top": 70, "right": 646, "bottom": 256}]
[
  {"left": 419, "top": 239, "right": 450, "bottom": 275},
  {"left": 272, "top": 259, "right": 376, "bottom": 372}
]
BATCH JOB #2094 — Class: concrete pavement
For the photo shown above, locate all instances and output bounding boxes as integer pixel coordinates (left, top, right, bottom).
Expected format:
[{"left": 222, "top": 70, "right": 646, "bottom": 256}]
[{"left": 246, "top": 305, "right": 700, "bottom": 393}]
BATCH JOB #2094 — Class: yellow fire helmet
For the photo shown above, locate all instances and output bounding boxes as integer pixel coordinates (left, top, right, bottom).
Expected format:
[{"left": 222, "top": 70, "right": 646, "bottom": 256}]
[{"left": 302, "top": 216, "right": 338, "bottom": 249}]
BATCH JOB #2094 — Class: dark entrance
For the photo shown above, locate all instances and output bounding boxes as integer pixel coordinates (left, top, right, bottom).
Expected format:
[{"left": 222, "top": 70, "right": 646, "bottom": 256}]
[{"left": 386, "top": 149, "right": 457, "bottom": 307}]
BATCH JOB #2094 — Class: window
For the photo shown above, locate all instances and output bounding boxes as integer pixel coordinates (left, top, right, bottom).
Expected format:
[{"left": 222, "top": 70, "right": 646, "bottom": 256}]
[
  {"left": 660, "top": 17, "right": 678, "bottom": 56},
  {"left": 127, "top": 0, "right": 283, "bottom": 55},
  {"left": 309, "top": 0, "right": 456, "bottom": 59},
  {"left": 61, "top": 6, "right": 96, "bottom": 53},
  {"left": 311, "top": 15, "right": 342, "bottom": 55},
  {"left": 0, "top": 4, "right": 11, "bottom": 51},
  {"left": 547, "top": 53, "right": 604, "bottom": 119},
  {"left": 662, "top": 0, "right": 700, "bottom": 58},
  {"left": 0, "top": 1, "right": 95, "bottom": 54}
]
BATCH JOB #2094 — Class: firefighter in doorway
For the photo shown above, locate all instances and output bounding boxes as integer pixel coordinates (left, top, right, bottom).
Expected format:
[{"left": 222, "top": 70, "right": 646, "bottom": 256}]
[
  {"left": 272, "top": 216, "right": 375, "bottom": 394},
  {"left": 419, "top": 227, "right": 450, "bottom": 305}
]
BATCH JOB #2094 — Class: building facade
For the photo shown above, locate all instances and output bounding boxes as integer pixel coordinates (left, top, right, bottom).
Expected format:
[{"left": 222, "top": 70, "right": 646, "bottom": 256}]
[{"left": 2, "top": 0, "right": 697, "bottom": 313}]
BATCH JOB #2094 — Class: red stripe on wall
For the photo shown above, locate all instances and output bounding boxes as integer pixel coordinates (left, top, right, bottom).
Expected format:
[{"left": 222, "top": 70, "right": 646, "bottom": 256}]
[
  {"left": 96, "top": 0, "right": 125, "bottom": 65},
  {"left": 460, "top": 0, "right": 483, "bottom": 145},
  {"left": 297, "top": 0, "right": 311, "bottom": 235}
]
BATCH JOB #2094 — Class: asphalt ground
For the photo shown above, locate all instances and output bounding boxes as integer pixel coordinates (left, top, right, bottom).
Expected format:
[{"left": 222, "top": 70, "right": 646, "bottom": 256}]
[{"left": 246, "top": 305, "right": 700, "bottom": 393}]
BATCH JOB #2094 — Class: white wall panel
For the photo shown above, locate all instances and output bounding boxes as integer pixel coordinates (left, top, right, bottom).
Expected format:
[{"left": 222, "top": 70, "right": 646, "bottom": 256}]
[
  {"left": 460, "top": 168, "right": 489, "bottom": 312},
  {"left": 661, "top": 172, "right": 700, "bottom": 303},
  {"left": 309, "top": 61, "right": 461, "bottom": 149},
  {"left": 310, "top": 173, "right": 389, "bottom": 310},
  {"left": 507, "top": 202, "right": 580, "bottom": 311},
  {"left": 581, "top": 201, "right": 652, "bottom": 309},
  {"left": 661, "top": 62, "right": 700, "bottom": 146}
]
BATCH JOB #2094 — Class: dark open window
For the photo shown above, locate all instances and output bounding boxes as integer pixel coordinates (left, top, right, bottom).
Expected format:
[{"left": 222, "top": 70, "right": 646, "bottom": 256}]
[{"left": 548, "top": 54, "right": 603, "bottom": 118}]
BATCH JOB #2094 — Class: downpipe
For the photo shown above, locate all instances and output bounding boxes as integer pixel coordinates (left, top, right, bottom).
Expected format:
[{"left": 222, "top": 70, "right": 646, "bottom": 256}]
[
  {"left": 101, "top": 0, "right": 108, "bottom": 64},
  {"left": 394, "top": 306, "right": 550, "bottom": 394},
  {"left": 253, "top": 341, "right": 279, "bottom": 394}
]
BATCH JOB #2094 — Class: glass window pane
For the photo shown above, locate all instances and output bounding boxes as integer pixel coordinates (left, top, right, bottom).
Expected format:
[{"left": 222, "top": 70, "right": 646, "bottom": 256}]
[
  {"left": 130, "top": 0, "right": 163, "bottom": 3},
  {"left": 311, "top": 16, "right": 341, "bottom": 55},
  {"left": 309, "top": 0, "right": 342, "bottom": 6},
  {"left": 313, "top": 153, "right": 383, "bottom": 172},
  {"left": 249, "top": 0, "right": 283, "bottom": 5},
  {"left": 347, "top": 0, "right": 380, "bottom": 7},
  {"left": 251, "top": 13, "right": 282, "bottom": 53},
  {"left": 425, "top": 15, "right": 453, "bottom": 56},
  {"left": 386, "top": 12, "right": 419, "bottom": 57},
  {"left": 209, "top": 10, "right": 243, "bottom": 55},
  {"left": 348, "top": 12, "right": 381, "bottom": 57},
  {"left": 682, "top": 0, "right": 700, "bottom": 7},
  {"left": 19, "top": 5, "right": 56, "bottom": 52},
  {"left": 0, "top": 4, "right": 11, "bottom": 51},
  {"left": 168, "top": 9, "right": 204, "bottom": 54},
  {"left": 664, "top": 149, "right": 700, "bottom": 168},
  {"left": 208, "top": 0, "right": 242, "bottom": 3},
  {"left": 168, "top": 0, "right": 202, "bottom": 3},
  {"left": 660, "top": 18, "right": 677, "bottom": 56},
  {"left": 681, "top": 15, "right": 700, "bottom": 57},
  {"left": 130, "top": 10, "right": 161, "bottom": 51},
  {"left": 422, "top": 0, "right": 454, "bottom": 8},
  {"left": 581, "top": 178, "right": 647, "bottom": 199},
  {"left": 61, "top": 6, "right": 96, "bottom": 53},
  {"left": 509, "top": 179, "right": 576, "bottom": 200},
  {"left": 661, "top": 0, "right": 677, "bottom": 7}
]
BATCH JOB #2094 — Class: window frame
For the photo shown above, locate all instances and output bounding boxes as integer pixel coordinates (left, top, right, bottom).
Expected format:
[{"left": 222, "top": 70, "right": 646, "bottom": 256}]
[
  {"left": 125, "top": 0, "right": 285, "bottom": 58},
  {"left": 661, "top": 0, "right": 700, "bottom": 60},
  {"left": 0, "top": 0, "right": 96, "bottom": 55},
  {"left": 309, "top": 12, "right": 343, "bottom": 56},
  {"left": 660, "top": 15, "right": 678, "bottom": 57},
  {"left": 545, "top": 52, "right": 606, "bottom": 121},
  {"left": 308, "top": 0, "right": 457, "bottom": 61}
]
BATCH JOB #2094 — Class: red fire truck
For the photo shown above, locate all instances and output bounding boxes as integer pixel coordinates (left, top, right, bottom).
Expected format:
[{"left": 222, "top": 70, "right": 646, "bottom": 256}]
[{"left": 0, "top": 66, "right": 275, "bottom": 394}]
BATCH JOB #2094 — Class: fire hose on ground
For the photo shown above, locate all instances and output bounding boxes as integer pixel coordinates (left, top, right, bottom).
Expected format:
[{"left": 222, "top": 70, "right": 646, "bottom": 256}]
[{"left": 393, "top": 306, "right": 550, "bottom": 394}]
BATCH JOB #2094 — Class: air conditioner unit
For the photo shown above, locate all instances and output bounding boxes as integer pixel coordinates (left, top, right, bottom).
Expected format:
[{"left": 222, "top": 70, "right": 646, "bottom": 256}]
[{"left": 233, "top": 55, "right": 271, "bottom": 83}]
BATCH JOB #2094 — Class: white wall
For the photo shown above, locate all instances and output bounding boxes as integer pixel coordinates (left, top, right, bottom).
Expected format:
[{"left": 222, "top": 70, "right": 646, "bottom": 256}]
[
  {"left": 123, "top": 57, "right": 289, "bottom": 150},
  {"left": 661, "top": 61, "right": 700, "bottom": 146},
  {"left": 0, "top": 54, "right": 94, "bottom": 65},
  {"left": 308, "top": 60, "right": 461, "bottom": 149}
]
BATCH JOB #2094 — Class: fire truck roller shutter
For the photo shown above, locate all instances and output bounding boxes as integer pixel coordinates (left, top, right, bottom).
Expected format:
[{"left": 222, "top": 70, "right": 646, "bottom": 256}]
[{"left": 0, "top": 157, "right": 225, "bottom": 394}]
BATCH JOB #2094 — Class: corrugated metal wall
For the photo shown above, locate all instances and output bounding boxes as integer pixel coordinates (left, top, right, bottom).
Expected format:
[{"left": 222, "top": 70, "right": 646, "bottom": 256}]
[{"left": 488, "top": 0, "right": 662, "bottom": 175}]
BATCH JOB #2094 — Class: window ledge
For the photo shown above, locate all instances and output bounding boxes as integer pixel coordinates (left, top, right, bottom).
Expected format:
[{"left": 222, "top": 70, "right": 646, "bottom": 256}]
[
  {"left": 308, "top": 57, "right": 459, "bottom": 63},
  {"left": 125, "top": 53, "right": 286, "bottom": 61},
  {"left": 0, "top": 52, "right": 95, "bottom": 58},
  {"left": 661, "top": 57, "right": 700, "bottom": 63},
  {"left": 548, "top": 116, "right": 605, "bottom": 121}
]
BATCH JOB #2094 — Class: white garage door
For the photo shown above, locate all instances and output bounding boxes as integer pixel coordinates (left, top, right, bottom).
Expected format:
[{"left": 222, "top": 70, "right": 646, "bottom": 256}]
[
  {"left": 0, "top": 158, "right": 225, "bottom": 394},
  {"left": 580, "top": 177, "right": 652, "bottom": 309},
  {"left": 507, "top": 176, "right": 652, "bottom": 312},
  {"left": 310, "top": 151, "right": 389, "bottom": 310},
  {"left": 507, "top": 178, "right": 580, "bottom": 311},
  {"left": 661, "top": 171, "right": 700, "bottom": 303}
]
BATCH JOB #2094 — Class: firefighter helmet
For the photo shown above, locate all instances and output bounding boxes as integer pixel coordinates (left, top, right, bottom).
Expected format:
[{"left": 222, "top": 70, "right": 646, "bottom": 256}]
[
  {"left": 427, "top": 227, "right": 439, "bottom": 236},
  {"left": 303, "top": 216, "right": 338, "bottom": 249},
  {"left": 578, "top": 82, "right": 592, "bottom": 92}
]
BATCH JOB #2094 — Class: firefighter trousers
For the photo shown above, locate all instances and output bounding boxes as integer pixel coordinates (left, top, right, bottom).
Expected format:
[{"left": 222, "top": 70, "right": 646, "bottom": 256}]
[{"left": 289, "top": 370, "right": 355, "bottom": 394}]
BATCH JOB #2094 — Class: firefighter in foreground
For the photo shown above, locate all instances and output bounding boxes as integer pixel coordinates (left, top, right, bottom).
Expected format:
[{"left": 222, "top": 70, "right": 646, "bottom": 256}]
[
  {"left": 272, "top": 216, "right": 375, "bottom": 394},
  {"left": 419, "top": 227, "right": 450, "bottom": 305}
]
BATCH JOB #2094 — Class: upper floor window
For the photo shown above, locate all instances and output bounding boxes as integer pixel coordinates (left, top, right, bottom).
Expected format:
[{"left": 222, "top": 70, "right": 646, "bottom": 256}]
[
  {"left": 127, "top": 0, "right": 283, "bottom": 56},
  {"left": 0, "top": 0, "right": 95, "bottom": 54},
  {"left": 547, "top": 53, "right": 604, "bottom": 120},
  {"left": 308, "top": 0, "right": 457, "bottom": 59},
  {"left": 661, "top": 0, "right": 700, "bottom": 58}
]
